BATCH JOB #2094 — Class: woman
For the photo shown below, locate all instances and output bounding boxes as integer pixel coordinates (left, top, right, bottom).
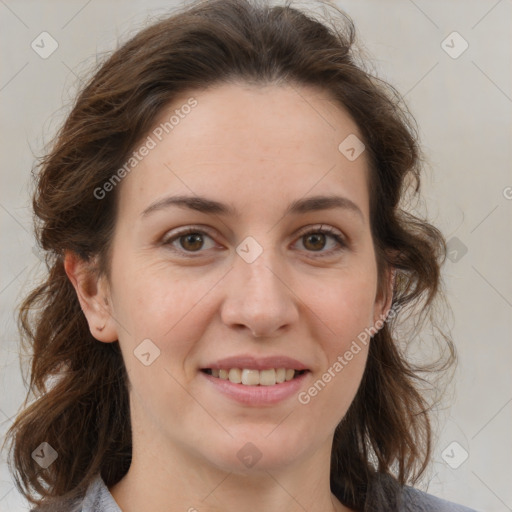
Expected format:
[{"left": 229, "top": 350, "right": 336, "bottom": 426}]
[{"left": 4, "top": 0, "right": 478, "bottom": 510}]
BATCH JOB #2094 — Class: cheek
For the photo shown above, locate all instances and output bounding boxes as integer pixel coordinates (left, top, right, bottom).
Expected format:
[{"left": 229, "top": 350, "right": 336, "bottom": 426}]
[
  {"left": 110, "top": 265, "right": 214, "bottom": 423},
  {"left": 312, "top": 271, "right": 377, "bottom": 339},
  {"left": 110, "top": 258, "right": 214, "bottom": 339},
  {"left": 305, "top": 274, "right": 375, "bottom": 402},
  {"left": 109, "top": 262, "right": 224, "bottom": 400}
]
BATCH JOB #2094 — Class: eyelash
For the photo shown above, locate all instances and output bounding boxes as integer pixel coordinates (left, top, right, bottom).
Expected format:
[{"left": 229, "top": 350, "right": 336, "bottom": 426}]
[{"left": 161, "top": 225, "right": 347, "bottom": 258}]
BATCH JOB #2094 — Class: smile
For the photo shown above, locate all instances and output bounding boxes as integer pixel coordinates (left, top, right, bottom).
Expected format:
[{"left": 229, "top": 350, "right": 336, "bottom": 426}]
[{"left": 201, "top": 368, "right": 308, "bottom": 386}]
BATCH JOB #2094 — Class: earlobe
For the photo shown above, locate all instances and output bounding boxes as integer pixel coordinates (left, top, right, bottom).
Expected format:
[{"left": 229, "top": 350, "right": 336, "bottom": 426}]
[{"left": 63, "top": 251, "right": 118, "bottom": 343}]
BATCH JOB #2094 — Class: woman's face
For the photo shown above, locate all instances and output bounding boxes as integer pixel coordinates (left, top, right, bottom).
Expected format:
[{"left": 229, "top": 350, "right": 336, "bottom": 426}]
[{"left": 77, "top": 82, "right": 392, "bottom": 474}]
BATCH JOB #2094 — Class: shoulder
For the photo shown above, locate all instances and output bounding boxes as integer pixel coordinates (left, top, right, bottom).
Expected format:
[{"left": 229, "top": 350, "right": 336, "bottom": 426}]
[
  {"left": 30, "top": 474, "right": 121, "bottom": 512},
  {"left": 30, "top": 474, "right": 479, "bottom": 512},
  {"left": 78, "top": 474, "right": 121, "bottom": 512},
  {"left": 333, "top": 472, "right": 480, "bottom": 511},
  {"left": 401, "top": 486, "right": 480, "bottom": 512}
]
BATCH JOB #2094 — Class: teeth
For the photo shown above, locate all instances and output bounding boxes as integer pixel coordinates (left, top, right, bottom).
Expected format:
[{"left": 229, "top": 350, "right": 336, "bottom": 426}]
[
  {"left": 228, "top": 368, "right": 242, "bottom": 383},
  {"left": 276, "top": 368, "right": 286, "bottom": 383},
  {"left": 241, "top": 369, "right": 260, "bottom": 385},
  {"left": 208, "top": 368, "right": 302, "bottom": 385},
  {"left": 259, "top": 369, "right": 276, "bottom": 386}
]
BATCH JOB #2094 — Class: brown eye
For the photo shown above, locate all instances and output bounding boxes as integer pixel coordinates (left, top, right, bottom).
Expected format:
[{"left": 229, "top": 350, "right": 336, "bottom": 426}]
[
  {"left": 303, "top": 232, "right": 327, "bottom": 251},
  {"left": 179, "top": 233, "right": 205, "bottom": 251},
  {"left": 295, "top": 226, "right": 346, "bottom": 257},
  {"left": 163, "top": 227, "right": 217, "bottom": 255}
]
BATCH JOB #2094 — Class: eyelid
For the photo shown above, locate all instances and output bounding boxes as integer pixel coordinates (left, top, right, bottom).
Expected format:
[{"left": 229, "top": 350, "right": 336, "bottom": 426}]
[
  {"left": 292, "top": 224, "right": 347, "bottom": 257},
  {"left": 161, "top": 225, "right": 215, "bottom": 243},
  {"left": 160, "top": 223, "right": 347, "bottom": 257},
  {"left": 294, "top": 224, "right": 345, "bottom": 242}
]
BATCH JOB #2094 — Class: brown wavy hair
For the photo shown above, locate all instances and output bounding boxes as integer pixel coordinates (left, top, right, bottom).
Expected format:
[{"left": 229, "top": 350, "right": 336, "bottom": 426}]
[{"left": 3, "top": 0, "right": 455, "bottom": 510}]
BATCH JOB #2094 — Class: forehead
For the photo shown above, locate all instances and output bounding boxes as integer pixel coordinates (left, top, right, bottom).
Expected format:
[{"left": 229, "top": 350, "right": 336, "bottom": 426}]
[{"left": 116, "top": 82, "right": 370, "bottom": 222}]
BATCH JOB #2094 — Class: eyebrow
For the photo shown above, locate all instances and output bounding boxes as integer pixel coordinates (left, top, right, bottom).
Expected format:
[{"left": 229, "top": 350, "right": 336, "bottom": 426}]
[{"left": 141, "top": 194, "right": 364, "bottom": 221}]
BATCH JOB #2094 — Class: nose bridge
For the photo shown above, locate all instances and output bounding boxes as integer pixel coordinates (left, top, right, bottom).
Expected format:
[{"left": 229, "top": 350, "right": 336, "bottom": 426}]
[
  {"left": 221, "top": 237, "right": 298, "bottom": 337},
  {"left": 239, "top": 236, "right": 287, "bottom": 301},
  {"left": 241, "top": 248, "right": 282, "bottom": 299}
]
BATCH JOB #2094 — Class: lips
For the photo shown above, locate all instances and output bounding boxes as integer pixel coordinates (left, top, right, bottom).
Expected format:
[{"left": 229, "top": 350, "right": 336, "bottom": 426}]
[
  {"left": 200, "top": 367, "right": 310, "bottom": 405},
  {"left": 202, "top": 354, "right": 309, "bottom": 372}
]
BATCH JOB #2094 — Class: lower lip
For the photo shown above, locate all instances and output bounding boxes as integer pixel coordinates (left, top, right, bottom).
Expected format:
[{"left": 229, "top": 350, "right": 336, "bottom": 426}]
[{"left": 200, "top": 371, "right": 310, "bottom": 406}]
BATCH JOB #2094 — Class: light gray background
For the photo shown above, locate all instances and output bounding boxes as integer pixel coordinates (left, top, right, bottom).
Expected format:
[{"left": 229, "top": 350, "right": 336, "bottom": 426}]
[{"left": 1, "top": 1, "right": 511, "bottom": 511}]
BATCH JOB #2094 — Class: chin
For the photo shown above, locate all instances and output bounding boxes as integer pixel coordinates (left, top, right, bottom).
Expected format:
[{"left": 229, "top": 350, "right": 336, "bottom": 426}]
[{"left": 199, "top": 430, "right": 309, "bottom": 474}]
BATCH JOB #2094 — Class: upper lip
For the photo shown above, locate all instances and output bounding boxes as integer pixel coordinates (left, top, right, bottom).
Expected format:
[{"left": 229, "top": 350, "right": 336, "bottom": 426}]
[{"left": 202, "top": 355, "right": 310, "bottom": 371}]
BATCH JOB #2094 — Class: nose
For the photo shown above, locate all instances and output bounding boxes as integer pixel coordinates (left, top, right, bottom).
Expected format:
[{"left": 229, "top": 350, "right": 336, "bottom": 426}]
[{"left": 220, "top": 248, "right": 299, "bottom": 339}]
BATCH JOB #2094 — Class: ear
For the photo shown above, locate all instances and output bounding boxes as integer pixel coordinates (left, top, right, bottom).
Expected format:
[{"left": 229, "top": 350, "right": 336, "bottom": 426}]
[
  {"left": 373, "top": 264, "right": 396, "bottom": 327},
  {"left": 64, "top": 250, "right": 118, "bottom": 343}
]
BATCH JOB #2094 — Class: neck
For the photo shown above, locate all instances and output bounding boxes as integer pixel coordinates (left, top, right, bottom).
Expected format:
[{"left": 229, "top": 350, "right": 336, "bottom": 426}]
[{"left": 109, "top": 435, "right": 351, "bottom": 512}]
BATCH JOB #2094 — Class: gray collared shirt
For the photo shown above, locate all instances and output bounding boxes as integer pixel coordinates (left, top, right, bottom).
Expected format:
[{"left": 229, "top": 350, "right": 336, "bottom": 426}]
[{"left": 31, "top": 473, "right": 480, "bottom": 511}]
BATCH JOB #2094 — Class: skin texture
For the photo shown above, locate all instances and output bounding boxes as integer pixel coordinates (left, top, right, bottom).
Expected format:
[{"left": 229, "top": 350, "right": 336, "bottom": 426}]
[{"left": 65, "top": 82, "right": 393, "bottom": 512}]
